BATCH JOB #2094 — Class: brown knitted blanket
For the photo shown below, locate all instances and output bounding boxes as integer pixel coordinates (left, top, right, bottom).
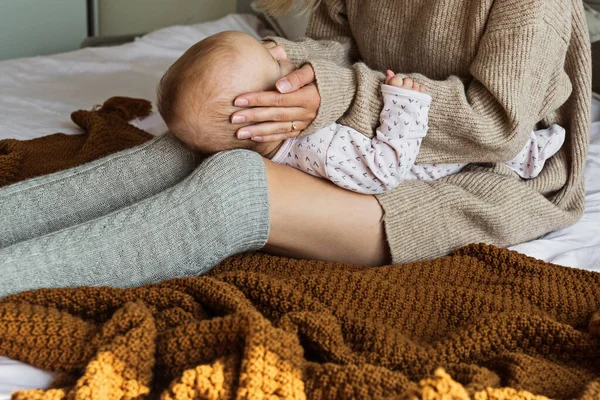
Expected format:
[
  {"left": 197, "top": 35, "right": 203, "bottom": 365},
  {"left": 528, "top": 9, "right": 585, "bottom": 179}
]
[
  {"left": 0, "top": 97, "right": 153, "bottom": 187},
  {"left": 2, "top": 244, "right": 599, "bottom": 399},
  {"left": 1, "top": 100, "right": 599, "bottom": 398}
]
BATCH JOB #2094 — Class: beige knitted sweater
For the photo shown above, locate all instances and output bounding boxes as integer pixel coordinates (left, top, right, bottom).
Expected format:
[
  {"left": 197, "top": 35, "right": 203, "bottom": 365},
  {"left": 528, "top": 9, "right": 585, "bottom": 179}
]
[{"left": 271, "top": 0, "right": 591, "bottom": 263}]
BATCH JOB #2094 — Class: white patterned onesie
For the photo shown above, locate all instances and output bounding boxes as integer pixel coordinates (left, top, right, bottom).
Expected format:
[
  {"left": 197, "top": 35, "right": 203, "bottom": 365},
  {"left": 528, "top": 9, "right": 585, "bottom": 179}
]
[{"left": 270, "top": 84, "right": 565, "bottom": 194}]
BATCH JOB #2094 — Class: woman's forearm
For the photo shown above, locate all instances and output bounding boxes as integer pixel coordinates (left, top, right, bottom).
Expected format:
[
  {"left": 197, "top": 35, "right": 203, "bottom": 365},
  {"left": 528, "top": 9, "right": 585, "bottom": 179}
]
[{"left": 407, "top": 23, "right": 573, "bottom": 165}]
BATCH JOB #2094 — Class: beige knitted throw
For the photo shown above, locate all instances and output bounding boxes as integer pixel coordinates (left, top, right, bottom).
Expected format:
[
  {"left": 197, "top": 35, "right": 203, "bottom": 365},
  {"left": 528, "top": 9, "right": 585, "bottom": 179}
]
[{"left": 2, "top": 244, "right": 600, "bottom": 399}]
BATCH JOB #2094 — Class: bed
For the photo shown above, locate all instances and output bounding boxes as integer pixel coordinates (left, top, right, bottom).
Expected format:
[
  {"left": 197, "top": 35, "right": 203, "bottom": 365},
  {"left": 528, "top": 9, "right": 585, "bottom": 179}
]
[{"left": 0, "top": 13, "right": 599, "bottom": 398}]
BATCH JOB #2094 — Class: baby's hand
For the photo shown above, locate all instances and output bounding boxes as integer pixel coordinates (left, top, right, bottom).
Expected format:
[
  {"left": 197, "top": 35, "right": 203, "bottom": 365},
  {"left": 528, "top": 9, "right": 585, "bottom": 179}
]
[{"left": 385, "top": 70, "right": 426, "bottom": 93}]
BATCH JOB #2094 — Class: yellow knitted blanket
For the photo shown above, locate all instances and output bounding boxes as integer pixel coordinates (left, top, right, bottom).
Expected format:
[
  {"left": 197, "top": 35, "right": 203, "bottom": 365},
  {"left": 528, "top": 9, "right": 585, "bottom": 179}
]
[{"left": 2, "top": 244, "right": 600, "bottom": 399}]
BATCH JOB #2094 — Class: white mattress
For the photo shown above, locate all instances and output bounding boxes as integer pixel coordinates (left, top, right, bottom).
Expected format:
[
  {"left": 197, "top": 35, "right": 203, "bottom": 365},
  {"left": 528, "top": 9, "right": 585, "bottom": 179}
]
[{"left": 0, "top": 12, "right": 599, "bottom": 398}]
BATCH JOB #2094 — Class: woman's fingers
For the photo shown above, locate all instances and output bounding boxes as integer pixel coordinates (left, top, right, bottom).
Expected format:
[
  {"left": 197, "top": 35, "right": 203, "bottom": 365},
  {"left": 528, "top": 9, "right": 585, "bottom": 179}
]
[
  {"left": 233, "top": 65, "right": 317, "bottom": 107},
  {"left": 252, "top": 132, "right": 302, "bottom": 143},
  {"left": 262, "top": 40, "right": 277, "bottom": 49},
  {"left": 235, "top": 91, "right": 287, "bottom": 108},
  {"left": 275, "top": 64, "right": 316, "bottom": 93},
  {"left": 261, "top": 40, "right": 288, "bottom": 61},
  {"left": 231, "top": 72, "right": 321, "bottom": 140},
  {"left": 232, "top": 107, "right": 306, "bottom": 125},
  {"left": 234, "top": 84, "right": 318, "bottom": 110},
  {"left": 270, "top": 45, "right": 288, "bottom": 61},
  {"left": 236, "top": 120, "right": 307, "bottom": 141}
]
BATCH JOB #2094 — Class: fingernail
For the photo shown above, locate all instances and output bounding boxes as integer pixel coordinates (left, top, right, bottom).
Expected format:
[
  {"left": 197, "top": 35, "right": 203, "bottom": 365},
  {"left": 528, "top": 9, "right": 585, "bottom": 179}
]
[
  {"left": 238, "top": 130, "right": 251, "bottom": 139},
  {"left": 252, "top": 136, "right": 263, "bottom": 142},
  {"left": 276, "top": 79, "right": 292, "bottom": 93},
  {"left": 234, "top": 98, "right": 249, "bottom": 106},
  {"left": 232, "top": 115, "right": 246, "bottom": 124}
]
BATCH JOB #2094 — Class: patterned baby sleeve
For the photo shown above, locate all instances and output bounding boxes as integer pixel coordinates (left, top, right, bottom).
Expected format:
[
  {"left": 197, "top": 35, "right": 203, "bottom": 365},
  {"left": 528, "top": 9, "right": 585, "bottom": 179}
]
[{"left": 324, "top": 85, "right": 432, "bottom": 194}]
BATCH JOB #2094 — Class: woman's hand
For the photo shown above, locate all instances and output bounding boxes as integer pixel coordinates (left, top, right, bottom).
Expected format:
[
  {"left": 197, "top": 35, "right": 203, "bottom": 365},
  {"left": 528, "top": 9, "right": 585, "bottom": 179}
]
[
  {"left": 231, "top": 61, "right": 321, "bottom": 142},
  {"left": 262, "top": 40, "right": 288, "bottom": 61}
]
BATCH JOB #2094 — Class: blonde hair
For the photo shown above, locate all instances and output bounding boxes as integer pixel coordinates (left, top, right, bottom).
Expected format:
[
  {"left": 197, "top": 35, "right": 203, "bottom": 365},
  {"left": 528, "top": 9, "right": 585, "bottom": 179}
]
[{"left": 255, "top": 0, "right": 320, "bottom": 16}]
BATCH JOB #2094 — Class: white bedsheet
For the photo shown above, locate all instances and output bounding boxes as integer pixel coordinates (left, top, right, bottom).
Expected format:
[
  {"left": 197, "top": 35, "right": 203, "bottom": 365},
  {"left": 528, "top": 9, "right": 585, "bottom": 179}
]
[
  {"left": 0, "top": 13, "right": 263, "bottom": 140},
  {"left": 0, "top": 12, "right": 598, "bottom": 398}
]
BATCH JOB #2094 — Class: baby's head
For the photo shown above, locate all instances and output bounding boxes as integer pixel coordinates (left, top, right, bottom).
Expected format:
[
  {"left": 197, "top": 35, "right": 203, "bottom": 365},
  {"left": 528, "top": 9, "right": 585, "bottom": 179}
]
[{"left": 157, "top": 31, "right": 291, "bottom": 155}]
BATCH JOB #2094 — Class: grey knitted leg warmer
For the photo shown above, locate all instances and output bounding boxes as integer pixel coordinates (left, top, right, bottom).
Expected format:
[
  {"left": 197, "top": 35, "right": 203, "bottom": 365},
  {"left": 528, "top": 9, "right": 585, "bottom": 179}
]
[
  {"left": 1, "top": 149, "right": 270, "bottom": 297},
  {"left": 0, "top": 133, "right": 198, "bottom": 248}
]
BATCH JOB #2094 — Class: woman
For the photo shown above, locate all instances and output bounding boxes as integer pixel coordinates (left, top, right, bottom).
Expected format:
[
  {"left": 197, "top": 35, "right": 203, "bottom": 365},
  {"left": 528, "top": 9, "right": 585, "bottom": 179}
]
[
  {"left": 1, "top": 0, "right": 589, "bottom": 296},
  {"left": 233, "top": 0, "right": 591, "bottom": 263}
]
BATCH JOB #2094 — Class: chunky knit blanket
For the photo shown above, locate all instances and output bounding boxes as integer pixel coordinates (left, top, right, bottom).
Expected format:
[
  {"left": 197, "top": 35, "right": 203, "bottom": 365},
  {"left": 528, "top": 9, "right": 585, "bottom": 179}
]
[
  {"left": 1, "top": 244, "right": 599, "bottom": 399},
  {"left": 0, "top": 97, "right": 153, "bottom": 187}
]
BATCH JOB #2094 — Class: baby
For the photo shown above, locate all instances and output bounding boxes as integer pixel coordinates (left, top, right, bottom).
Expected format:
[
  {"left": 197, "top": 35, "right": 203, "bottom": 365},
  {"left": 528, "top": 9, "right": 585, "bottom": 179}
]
[{"left": 157, "top": 31, "right": 565, "bottom": 194}]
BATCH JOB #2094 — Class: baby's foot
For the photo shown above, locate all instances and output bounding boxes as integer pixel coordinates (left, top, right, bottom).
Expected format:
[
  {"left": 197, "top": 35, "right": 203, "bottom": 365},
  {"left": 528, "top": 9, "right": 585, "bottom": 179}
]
[
  {"left": 507, "top": 124, "right": 566, "bottom": 179},
  {"left": 385, "top": 70, "right": 426, "bottom": 93}
]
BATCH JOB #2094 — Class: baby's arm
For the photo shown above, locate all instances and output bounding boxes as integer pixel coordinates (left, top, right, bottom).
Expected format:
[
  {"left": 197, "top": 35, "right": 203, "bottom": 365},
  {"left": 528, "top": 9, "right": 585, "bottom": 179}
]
[{"left": 325, "top": 79, "right": 432, "bottom": 194}]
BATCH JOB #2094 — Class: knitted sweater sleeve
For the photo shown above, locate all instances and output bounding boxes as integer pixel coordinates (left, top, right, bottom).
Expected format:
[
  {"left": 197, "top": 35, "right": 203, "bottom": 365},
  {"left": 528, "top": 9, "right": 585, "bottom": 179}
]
[
  {"left": 267, "top": 0, "right": 386, "bottom": 138},
  {"left": 270, "top": 0, "right": 574, "bottom": 164}
]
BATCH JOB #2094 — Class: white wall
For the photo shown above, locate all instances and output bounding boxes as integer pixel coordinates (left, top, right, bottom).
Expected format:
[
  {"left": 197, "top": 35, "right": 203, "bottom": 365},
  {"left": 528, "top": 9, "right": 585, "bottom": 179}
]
[
  {"left": 97, "top": 0, "right": 237, "bottom": 36},
  {"left": 0, "top": 0, "right": 87, "bottom": 61}
]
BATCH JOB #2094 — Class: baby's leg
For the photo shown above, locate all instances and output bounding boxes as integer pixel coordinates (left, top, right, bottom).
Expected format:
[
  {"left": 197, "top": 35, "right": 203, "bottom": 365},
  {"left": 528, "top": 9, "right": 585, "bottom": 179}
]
[
  {"left": 409, "top": 125, "right": 565, "bottom": 181},
  {"left": 504, "top": 124, "right": 565, "bottom": 179},
  {"left": 407, "top": 163, "right": 467, "bottom": 181}
]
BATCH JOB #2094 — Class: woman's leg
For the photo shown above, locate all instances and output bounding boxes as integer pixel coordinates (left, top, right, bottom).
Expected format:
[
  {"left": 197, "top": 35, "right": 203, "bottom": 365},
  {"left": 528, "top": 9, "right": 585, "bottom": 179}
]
[
  {"left": 0, "top": 133, "right": 198, "bottom": 248},
  {"left": 2, "top": 150, "right": 388, "bottom": 297},
  {"left": 1, "top": 150, "right": 269, "bottom": 297},
  {"left": 262, "top": 159, "right": 390, "bottom": 266}
]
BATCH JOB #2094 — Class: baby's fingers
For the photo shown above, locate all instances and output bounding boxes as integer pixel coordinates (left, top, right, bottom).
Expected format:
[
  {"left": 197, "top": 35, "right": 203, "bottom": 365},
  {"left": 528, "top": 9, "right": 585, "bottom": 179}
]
[
  {"left": 387, "top": 75, "right": 405, "bottom": 88},
  {"left": 385, "top": 70, "right": 395, "bottom": 84}
]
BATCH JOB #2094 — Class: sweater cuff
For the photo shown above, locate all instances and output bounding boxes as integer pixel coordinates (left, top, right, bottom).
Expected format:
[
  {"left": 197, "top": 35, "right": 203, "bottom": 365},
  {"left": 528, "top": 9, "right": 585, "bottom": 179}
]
[
  {"left": 263, "top": 36, "right": 308, "bottom": 65},
  {"left": 374, "top": 169, "right": 562, "bottom": 264},
  {"left": 301, "top": 58, "right": 356, "bottom": 135},
  {"left": 338, "top": 63, "right": 386, "bottom": 136}
]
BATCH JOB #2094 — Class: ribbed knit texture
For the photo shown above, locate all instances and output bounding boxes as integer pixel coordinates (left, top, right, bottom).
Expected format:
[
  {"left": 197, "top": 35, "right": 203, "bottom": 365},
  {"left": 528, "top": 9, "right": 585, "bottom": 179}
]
[
  {"left": 1, "top": 149, "right": 270, "bottom": 297},
  {"left": 0, "top": 97, "right": 154, "bottom": 188},
  {"left": 269, "top": 0, "right": 590, "bottom": 263},
  {"left": 0, "top": 132, "right": 198, "bottom": 248},
  {"left": 2, "top": 244, "right": 600, "bottom": 399}
]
